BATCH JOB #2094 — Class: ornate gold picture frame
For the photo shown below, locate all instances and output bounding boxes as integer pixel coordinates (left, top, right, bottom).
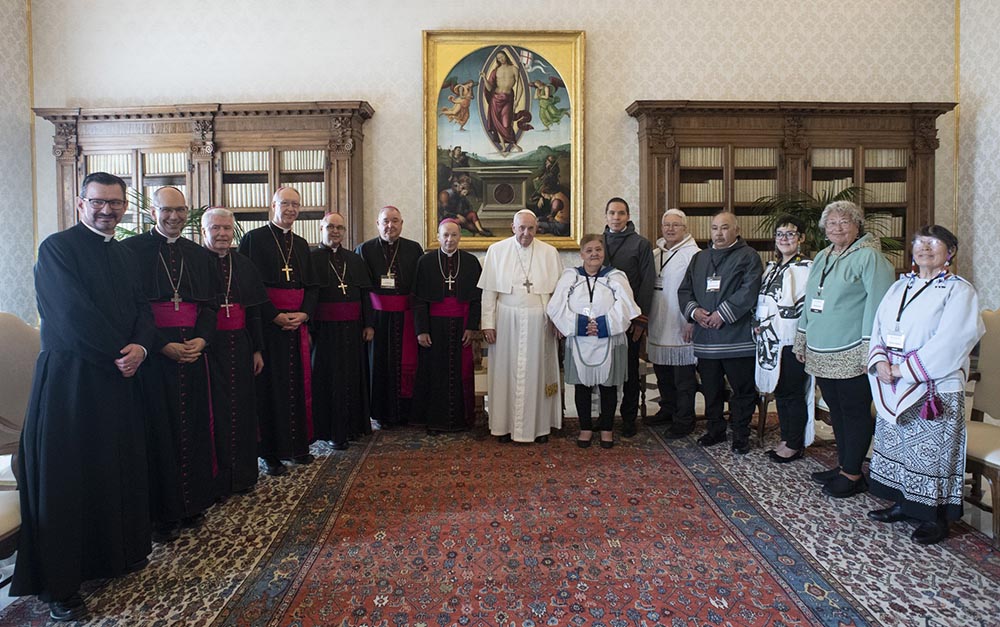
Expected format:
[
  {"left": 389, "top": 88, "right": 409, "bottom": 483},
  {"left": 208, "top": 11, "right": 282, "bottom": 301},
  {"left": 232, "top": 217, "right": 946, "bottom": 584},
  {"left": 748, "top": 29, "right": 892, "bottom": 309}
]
[{"left": 423, "top": 30, "right": 584, "bottom": 250}]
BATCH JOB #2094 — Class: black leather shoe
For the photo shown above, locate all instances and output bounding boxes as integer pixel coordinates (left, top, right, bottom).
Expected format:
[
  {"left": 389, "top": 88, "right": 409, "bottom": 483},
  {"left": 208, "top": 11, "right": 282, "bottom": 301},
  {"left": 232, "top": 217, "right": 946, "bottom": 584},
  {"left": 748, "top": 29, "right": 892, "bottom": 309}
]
[
  {"left": 576, "top": 437, "right": 592, "bottom": 448},
  {"left": 868, "top": 503, "right": 908, "bottom": 523},
  {"left": 534, "top": 434, "right": 549, "bottom": 444},
  {"left": 731, "top": 440, "right": 750, "bottom": 455},
  {"left": 769, "top": 449, "right": 804, "bottom": 464},
  {"left": 645, "top": 410, "right": 672, "bottom": 426},
  {"left": 823, "top": 474, "right": 868, "bottom": 498},
  {"left": 621, "top": 422, "right": 638, "bottom": 438},
  {"left": 664, "top": 429, "right": 693, "bottom": 440},
  {"left": 125, "top": 557, "right": 149, "bottom": 574},
  {"left": 600, "top": 439, "right": 614, "bottom": 449},
  {"left": 912, "top": 519, "right": 949, "bottom": 545},
  {"left": 810, "top": 466, "right": 841, "bottom": 484},
  {"left": 263, "top": 457, "right": 287, "bottom": 476},
  {"left": 697, "top": 432, "right": 727, "bottom": 447},
  {"left": 152, "top": 522, "right": 180, "bottom": 544},
  {"left": 331, "top": 441, "right": 349, "bottom": 450},
  {"left": 49, "top": 594, "right": 87, "bottom": 622},
  {"left": 180, "top": 513, "right": 205, "bottom": 529},
  {"left": 291, "top": 453, "right": 315, "bottom": 465},
  {"left": 497, "top": 434, "right": 512, "bottom": 443}
]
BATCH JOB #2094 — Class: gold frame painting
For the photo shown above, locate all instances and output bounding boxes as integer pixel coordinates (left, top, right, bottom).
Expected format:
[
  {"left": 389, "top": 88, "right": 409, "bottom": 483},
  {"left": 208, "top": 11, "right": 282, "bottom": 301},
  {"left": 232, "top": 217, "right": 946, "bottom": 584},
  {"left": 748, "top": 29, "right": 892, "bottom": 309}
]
[{"left": 423, "top": 30, "right": 584, "bottom": 250}]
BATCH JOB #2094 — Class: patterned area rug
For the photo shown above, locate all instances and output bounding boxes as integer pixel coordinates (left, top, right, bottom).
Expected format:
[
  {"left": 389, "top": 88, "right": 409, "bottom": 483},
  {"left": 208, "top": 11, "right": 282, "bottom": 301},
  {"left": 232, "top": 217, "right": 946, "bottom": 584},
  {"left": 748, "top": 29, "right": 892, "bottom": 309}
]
[{"left": 1, "top": 419, "right": 998, "bottom": 626}]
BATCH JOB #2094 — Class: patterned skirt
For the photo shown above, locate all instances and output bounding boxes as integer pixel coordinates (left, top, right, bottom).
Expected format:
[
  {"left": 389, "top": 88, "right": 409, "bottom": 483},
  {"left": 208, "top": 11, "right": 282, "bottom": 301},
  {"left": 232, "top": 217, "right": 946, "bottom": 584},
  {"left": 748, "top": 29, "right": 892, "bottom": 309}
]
[{"left": 869, "top": 391, "right": 965, "bottom": 522}]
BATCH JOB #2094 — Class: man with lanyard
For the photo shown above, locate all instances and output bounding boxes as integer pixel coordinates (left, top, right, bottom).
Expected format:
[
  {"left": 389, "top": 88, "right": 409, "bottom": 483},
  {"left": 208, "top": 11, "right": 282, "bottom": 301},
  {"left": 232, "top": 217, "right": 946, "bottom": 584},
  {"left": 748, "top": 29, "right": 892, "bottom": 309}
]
[
  {"left": 310, "top": 211, "right": 374, "bottom": 449},
  {"left": 602, "top": 197, "right": 655, "bottom": 437},
  {"left": 121, "top": 185, "right": 219, "bottom": 541},
  {"left": 647, "top": 209, "right": 701, "bottom": 438},
  {"left": 678, "top": 210, "right": 762, "bottom": 454},
  {"left": 202, "top": 208, "right": 269, "bottom": 497},
  {"left": 355, "top": 206, "right": 424, "bottom": 429},
  {"left": 412, "top": 219, "right": 483, "bottom": 434},
  {"left": 238, "top": 186, "right": 319, "bottom": 476},
  {"left": 12, "top": 172, "right": 153, "bottom": 622}
]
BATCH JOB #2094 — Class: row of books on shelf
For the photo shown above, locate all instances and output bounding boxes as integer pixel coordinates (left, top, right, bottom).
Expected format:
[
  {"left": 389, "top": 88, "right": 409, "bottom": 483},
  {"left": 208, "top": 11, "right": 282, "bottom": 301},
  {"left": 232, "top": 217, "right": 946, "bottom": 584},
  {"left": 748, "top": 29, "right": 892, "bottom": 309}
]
[
  {"left": 864, "top": 181, "right": 907, "bottom": 203},
  {"left": 86, "top": 154, "right": 132, "bottom": 177},
  {"left": 237, "top": 218, "right": 324, "bottom": 244},
  {"left": 678, "top": 147, "right": 723, "bottom": 168},
  {"left": 812, "top": 148, "right": 853, "bottom": 168},
  {"left": 279, "top": 150, "right": 325, "bottom": 171},
  {"left": 222, "top": 151, "right": 270, "bottom": 173},
  {"left": 224, "top": 183, "right": 270, "bottom": 208},
  {"left": 280, "top": 181, "right": 326, "bottom": 206},
  {"left": 679, "top": 180, "right": 723, "bottom": 203},
  {"left": 143, "top": 152, "right": 187, "bottom": 175},
  {"left": 812, "top": 178, "right": 854, "bottom": 197},
  {"left": 733, "top": 179, "right": 777, "bottom": 203},
  {"left": 864, "top": 215, "right": 905, "bottom": 238},
  {"left": 864, "top": 149, "right": 908, "bottom": 169},
  {"left": 733, "top": 147, "right": 778, "bottom": 168}
]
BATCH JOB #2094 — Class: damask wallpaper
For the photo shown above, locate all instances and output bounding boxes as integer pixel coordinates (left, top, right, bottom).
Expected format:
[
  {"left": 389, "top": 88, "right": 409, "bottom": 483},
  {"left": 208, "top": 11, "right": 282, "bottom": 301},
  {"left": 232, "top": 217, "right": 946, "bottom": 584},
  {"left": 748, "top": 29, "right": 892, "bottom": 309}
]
[
  {"left": 0, "top": 0, "right": 36, "bottom": 323},
  {"left": 7, "top": 0, "right": 979, "bottom": 317}
]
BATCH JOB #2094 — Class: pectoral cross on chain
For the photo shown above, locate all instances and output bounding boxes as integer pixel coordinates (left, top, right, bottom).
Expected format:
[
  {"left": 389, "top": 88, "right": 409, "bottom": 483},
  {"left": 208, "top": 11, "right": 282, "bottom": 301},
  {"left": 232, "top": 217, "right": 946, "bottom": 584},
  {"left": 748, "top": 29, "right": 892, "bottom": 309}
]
[
  {"left": 170, "top": 291, "right": 183, "bottom": 312},
  {"left": 337, "top": 280, "right": 348, "bottom": 295},
  {"left": 220, "top": 299, "right": 234, "bottom": 318},
  {"left": 522, "top": 277, "right": 533, "bottom": 292},
  {"left": 445, "top": 275, "right": 456, "bottom": 290},
  {"left": 281, "top": 264, "right": 293, "bottom": 281}
]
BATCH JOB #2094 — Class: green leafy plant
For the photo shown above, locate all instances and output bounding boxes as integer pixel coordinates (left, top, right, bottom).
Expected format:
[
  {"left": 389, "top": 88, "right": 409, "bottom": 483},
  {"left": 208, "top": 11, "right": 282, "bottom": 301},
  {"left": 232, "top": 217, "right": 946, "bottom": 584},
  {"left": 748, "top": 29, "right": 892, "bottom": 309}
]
[
  {"left": 751, "top": 185, "right": 902, "bottom": 256},
  {"left": 115, "top": 188, "right": 245, "bottom": 244}
]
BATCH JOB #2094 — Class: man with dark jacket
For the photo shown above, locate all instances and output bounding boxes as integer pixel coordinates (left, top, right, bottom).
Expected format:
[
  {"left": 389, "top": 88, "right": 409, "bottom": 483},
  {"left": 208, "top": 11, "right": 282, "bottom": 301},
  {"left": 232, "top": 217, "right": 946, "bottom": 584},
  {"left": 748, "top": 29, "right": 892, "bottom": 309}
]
[
  {"left": 602, "top": 198, "right": 655, "bottom": 437},
  {"left": 677, "top": 210, "right": 762, "bottom": 454}
]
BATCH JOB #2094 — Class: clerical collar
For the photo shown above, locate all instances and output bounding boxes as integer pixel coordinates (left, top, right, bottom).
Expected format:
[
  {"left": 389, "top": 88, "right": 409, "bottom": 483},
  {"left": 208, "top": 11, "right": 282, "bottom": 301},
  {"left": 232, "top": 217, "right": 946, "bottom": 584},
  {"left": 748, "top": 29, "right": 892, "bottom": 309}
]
[
  {"left": 154, "top": 225, "right": 180, "bottom": 244},
  {"left": 81, "top": 221, "right": 114, "bottom": 242},
  {"left": 270, "top": 221, "right": 291, "bottom": 234},
  {"left": 380, "top": 236, "right": 398, "bottom": 246},
  {"left": 440, "top": 248, "right": 457, "bottom": 257},
  {"left": 215, "top": 250, "right": 229, "bottom": 258}
]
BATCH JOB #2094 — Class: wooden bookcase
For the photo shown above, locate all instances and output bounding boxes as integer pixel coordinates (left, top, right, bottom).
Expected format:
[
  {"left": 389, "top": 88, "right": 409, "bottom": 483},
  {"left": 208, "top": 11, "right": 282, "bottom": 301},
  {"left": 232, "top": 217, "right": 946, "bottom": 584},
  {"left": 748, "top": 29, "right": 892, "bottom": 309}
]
[
  {"left": 626, "top": 101, "right": 955, "bottom": 268},
  {"left": 35, "top": 101, "right": 374, "bottom": 246}
]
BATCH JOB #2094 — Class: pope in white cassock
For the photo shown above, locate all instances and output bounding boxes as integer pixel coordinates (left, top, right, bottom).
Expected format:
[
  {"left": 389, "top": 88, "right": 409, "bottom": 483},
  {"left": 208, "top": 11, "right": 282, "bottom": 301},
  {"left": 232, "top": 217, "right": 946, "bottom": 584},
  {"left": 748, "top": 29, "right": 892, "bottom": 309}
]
[{"left": 479, "top": 210, "right": 564, "bottom": 443}]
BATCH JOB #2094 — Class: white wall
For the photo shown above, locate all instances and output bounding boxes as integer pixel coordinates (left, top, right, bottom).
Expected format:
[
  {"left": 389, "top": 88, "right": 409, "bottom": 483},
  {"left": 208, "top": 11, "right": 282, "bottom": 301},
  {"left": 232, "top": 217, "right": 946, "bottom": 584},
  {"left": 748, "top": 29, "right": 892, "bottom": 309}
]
[{"left": 9, "top": 0, "right": 966, "bottom": 317}]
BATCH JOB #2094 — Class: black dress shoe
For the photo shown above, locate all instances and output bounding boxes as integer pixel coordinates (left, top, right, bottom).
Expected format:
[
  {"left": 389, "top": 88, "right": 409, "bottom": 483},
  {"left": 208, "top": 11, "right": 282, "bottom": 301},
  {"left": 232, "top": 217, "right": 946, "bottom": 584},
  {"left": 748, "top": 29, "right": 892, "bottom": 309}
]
[
  {"left": 731, "top": 440, "right": 750, "bottom": 455},
  {"left": 49, "top": 594, "right": 87, "bottom": 622},
  {"left": 497, "top": 434, "right": 512, "bottom": 443},
  {"left": 912, "top": 519, "right": 949, "bottom": 545},
  {"left": 180, "top": 513, "right": 205, "bottom": 529},
  {"left": 331, "top": 441, "right": 349, "bottom": 450},
  {"left": 534, "top": 434, "right": 549, "bottom": 444},
  {"left": 810, "top": 466, "right": 841, "bottom": 484},
  {"left": 599, "top": 439, "right": 614, "bottom": 449},
  {"left": 769, "top": 449, "right": 804, "bottom": 464},
  {"left": 152, "top": 522, "right": 180, "bottom": 544},
  {"left": 697, "top": 432, "right": 727, "bottom": 447},
  {"left": 125, "top": 557, "right": 149, "bottom": 574},
  {"left": 664, "top": 429, "right": 693, "bottom": 440},
  {"left": 645, "top": 410, "right": 672, "bottom": 426},
  {"left": 823, "top": 474, "right": 868, "bottom": 498},
  {"left": 621, "top": 422, "right": 638, "bottom": 438},
  {"left": 291, "top": 453, "right": 315, "bottom": 465},
  {"left": 263, "top": 457, "right": 287, "bottom": 476},
  {"left": 576, "top": 437, "right": 592, "bottom": 448},
  {"left": 868, "top": 502, "right": 908, "bottom": 523}
]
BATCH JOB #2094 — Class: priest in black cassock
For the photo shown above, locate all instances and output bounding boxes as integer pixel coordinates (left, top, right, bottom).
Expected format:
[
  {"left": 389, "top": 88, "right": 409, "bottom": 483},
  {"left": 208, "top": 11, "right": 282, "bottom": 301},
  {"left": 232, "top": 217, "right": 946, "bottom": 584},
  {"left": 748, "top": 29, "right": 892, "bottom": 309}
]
[
  {"left": 412, "top": 219, "right": 483, "bottom": 433},
  {"left": 202, "top": 208, "right": 269, "bottom": 497},
  {"left": 12, "top": 173, "right": 153, "bottom": 622},
  {"left": 310, "top": 211, "right": 373, "bottom": 449},
  {"left": 121, "top": 186, "right": 219, "bottom": 543},
  {"left": 355, "top": 206, "right": 423, "bottom": 429},
  {"left": 237, "top": 186, "right": 319, "bottom": 476}
]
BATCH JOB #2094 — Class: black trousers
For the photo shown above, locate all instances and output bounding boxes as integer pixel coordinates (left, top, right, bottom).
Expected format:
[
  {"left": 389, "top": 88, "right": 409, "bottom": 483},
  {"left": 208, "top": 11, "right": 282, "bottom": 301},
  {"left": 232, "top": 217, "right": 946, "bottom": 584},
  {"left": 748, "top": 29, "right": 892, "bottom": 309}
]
[
  {"left": 698, "top": 356, "right": 756, "bottom": 443},
  {"left": 619, "top": 333, "right": 640, "bottom": 424},
  {"left": 816, "top": 374, "right": 874, "bottom": 475},
  {"left": 774, "top": 346, "right": 810, "bottom": 449},
  {"left": 653, "top": 363, "right": 697, "bottom": 434},
  {"left": 575, "top": 384, "right": 618, "bottom": 431}
]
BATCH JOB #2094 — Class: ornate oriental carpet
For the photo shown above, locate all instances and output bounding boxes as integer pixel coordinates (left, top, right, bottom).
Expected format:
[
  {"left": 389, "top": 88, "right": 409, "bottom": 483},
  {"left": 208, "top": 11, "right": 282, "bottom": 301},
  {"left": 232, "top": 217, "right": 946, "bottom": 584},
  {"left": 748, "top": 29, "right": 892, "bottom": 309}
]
[{"left": 1, "top": 420, "right": 998, "bottom": 626}]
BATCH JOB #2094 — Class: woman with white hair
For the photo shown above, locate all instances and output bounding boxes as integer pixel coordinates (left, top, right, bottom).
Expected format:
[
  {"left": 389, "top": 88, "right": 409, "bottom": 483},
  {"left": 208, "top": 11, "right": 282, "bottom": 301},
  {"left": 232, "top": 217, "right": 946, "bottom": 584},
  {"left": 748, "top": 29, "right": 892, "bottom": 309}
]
[{"left": 793, "top": 201, "right": 894, "bottom": 498}]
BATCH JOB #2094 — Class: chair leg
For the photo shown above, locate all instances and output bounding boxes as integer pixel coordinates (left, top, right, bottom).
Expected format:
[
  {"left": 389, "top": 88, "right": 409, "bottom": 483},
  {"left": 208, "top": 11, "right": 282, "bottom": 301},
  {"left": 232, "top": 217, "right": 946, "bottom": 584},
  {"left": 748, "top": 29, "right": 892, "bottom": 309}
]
[
  {"left": 755, "top": 394, "right": 771, "bottom": 446},
  {"left": 984, "top": 466, "right": 1000, "bottom": 550}
]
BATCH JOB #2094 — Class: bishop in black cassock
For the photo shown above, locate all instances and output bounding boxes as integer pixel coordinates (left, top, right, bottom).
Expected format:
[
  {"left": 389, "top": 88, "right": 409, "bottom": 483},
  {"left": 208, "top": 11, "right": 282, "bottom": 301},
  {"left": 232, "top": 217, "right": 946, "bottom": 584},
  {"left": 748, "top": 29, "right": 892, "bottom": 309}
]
[
  {"left": 13, "top": 174, "right": 153, "bottom": 619},
  {"left": 412, "top": 220, "right": 482, "bottom": 432},
  {"left": 355, "top": 206, "right": 423, "bottom": 429},
  {"left": 237, "top": 187, "right": 319, "bottom": 475},
  {"left": 310, "top": 212, "right": 373, "bottom": 448},
  {"left": 121, "top": 201, "right": 219, "bottom": 539},
  {"left": 202, "top": 208, "right": 269, "bottom": 497}
]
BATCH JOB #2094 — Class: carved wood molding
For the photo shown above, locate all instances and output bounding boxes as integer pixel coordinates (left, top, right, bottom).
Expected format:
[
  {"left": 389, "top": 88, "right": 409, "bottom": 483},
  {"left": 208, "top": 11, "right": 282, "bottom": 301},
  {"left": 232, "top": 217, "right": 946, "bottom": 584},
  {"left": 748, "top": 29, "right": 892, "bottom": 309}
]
[{"left": 627, "top": 100, "right": 956, "bottom": 118}]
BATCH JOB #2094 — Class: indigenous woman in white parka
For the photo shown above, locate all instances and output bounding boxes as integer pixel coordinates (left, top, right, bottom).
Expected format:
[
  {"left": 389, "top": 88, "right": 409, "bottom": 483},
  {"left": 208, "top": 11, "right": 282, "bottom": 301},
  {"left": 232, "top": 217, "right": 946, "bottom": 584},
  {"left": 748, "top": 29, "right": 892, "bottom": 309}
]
[{"left": 548, "top": 234, "right": 641, "bottom": 449}]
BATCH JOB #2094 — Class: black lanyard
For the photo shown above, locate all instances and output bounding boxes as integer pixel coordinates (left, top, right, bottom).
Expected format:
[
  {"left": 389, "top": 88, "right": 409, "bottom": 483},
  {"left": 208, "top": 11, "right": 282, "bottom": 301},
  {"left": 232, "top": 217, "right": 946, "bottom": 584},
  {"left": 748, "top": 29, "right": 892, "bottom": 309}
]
[
  {"left": 895, "top": 274, "right": 944, "bottom": 322},
  {"left": 584, "top": 273, "right": 598, "bottom": 303},
  {"left": 817, "top": 246, "right": 854, "bottom": 293},
  {"left": 763, "top": 255, "right": 798, "bottom": 294},
  {"left": 658, "top": 249, "right": 680, "bottom": 276}
]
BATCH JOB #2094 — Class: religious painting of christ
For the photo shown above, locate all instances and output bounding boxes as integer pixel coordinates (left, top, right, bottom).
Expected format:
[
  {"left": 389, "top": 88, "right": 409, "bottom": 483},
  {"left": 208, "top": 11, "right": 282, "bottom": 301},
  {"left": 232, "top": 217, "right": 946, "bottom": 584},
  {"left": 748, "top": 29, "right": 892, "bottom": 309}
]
[{"left": 424, "top": 30, "right": 585, "bottom": 251}]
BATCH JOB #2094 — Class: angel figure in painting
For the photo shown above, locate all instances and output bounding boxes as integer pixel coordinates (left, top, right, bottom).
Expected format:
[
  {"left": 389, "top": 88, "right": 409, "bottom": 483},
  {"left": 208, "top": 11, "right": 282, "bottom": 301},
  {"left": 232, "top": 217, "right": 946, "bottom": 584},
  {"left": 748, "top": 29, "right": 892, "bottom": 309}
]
[
  {"left": 532, "top": 77, "right": 570, "bottom": 130},
  {"left": 440, "top": 79, "right": 476, "bottom": 131}
]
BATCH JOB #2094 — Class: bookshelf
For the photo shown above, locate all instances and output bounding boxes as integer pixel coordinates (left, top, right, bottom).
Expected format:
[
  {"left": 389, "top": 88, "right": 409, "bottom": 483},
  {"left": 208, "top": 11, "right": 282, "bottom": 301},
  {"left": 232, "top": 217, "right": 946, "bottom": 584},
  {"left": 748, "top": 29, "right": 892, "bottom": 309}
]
[
  {"left": 35, "top": 102, "right": 373, "bottom": 246},
  {"left": 627, "top": 101, "right": 955, "bottom": 269}
]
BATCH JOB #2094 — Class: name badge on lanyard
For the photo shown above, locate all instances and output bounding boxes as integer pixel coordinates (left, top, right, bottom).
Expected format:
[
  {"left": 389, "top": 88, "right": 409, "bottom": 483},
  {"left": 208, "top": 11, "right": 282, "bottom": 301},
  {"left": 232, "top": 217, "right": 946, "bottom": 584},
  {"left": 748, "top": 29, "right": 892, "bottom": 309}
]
[
  {"left": 380, "top": 274, "right": 397, "bottom": 289},
  {"left": 653, "top": 276, "right": 663, "bottom": 291},
  {"left": 886, "top": 331, "right": 906, "bottom": 350},
  {"left": 810, "top": 298, "right": 825, "bottom": 313},
  {"left": 706, "top": 275, "right": 721, "bottom": 292}
]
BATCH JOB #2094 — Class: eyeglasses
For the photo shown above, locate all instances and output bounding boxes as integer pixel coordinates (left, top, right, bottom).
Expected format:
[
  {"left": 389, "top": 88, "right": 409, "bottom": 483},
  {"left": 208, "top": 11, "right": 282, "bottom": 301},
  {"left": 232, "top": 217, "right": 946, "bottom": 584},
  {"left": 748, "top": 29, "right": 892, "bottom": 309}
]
[
  {"left": 775, "top": 230, "right": 799, "bottom": 240},
  {"left": 325, "top": 224, "right": 347, "bottom": 231},
  {"left": 912, "top": 237, "right": 946, "bottom": 249},
  {"left": 81, "top": 197, "right": 126, "bottom": 210},
  {"left": 825, "top": 219, "right": 853, "bottom": 229},
  {"left": 153, "top": 205, "right": 189, "bottom": 212},
  {"left": 278, "top": 201, "right": 301, "bottom": 209}
]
